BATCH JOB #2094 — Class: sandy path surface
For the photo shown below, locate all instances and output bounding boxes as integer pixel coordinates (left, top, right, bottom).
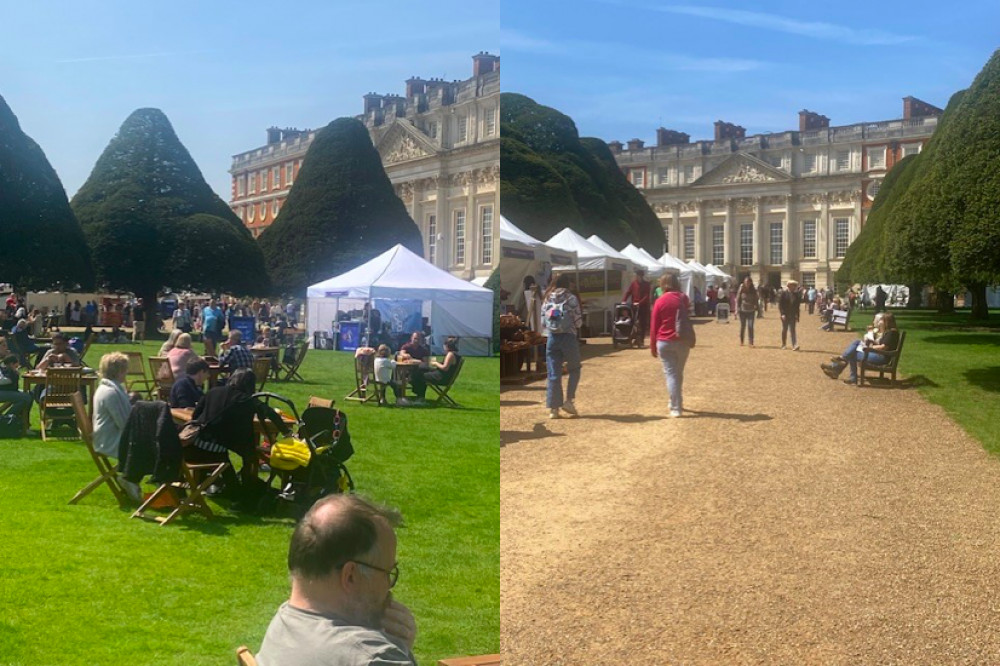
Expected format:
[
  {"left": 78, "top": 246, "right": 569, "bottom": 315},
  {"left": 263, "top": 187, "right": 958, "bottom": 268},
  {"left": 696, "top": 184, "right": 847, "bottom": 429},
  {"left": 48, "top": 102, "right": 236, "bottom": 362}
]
[{"left": 501, "top": 312, "right": 1000, "bottom": 665}]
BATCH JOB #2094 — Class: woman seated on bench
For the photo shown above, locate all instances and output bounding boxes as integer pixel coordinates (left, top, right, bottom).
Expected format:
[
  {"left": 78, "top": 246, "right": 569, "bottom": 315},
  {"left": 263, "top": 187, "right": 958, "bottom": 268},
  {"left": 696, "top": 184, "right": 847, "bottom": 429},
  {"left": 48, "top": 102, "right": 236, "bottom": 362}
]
[
  {"left": 819, "top": 297, "right": 846, "bottom": 331},
  {"left": 409, "top": 338, "right": 461, "bottom": 403},
  {"left": 821, "top": 312, "right": 900, "bottom": 385}
]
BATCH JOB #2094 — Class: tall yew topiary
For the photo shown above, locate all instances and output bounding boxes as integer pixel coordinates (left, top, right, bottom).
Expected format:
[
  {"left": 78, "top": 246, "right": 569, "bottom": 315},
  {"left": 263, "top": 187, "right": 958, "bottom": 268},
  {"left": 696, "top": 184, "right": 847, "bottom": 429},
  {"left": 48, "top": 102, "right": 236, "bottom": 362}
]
[
  {"left": 257, "top": 117, "right": 423, "bottom": 296},
  {"left": 72, "top": 108, "right": 269, "bottom": 327},
  {"left": 0, "top": 94, "right": 94, "bottom": 290},
  {"left": 500, "top": 93, "right": 665, "bottom": 254}
]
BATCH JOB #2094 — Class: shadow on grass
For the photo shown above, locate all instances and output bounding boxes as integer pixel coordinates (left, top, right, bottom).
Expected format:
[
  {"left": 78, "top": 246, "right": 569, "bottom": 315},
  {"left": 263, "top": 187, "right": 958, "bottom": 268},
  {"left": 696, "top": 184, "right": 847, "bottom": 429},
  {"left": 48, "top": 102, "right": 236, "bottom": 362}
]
[
  {"left": 859, "top": 374, "right": 939, "bottom": 390},
  {"left": 921, "top": 334, "right": 1000, "bottom": 346},
  {"left": 501, "top": 423, "right": 565, "bottom": 447},
  {"left": 579, "top": 414, "right": 667, "bottom": 424},
  {"left": 964, "top": 367, "right": 1000, "bottom": 393},
  {"left": 684, "top": 410, "right": 772, "bottom": 422}
]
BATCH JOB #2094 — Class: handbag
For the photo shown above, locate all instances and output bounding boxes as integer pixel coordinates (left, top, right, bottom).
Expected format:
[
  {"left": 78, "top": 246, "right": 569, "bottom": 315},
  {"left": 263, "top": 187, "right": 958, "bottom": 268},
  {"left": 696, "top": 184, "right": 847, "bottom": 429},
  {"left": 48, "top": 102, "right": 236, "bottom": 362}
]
[
  {"left": 675, "top": 294, "right": 697, "bottom": 348},
  {"left": 178, "top": 421, "right": 202, "bottom": 447}
]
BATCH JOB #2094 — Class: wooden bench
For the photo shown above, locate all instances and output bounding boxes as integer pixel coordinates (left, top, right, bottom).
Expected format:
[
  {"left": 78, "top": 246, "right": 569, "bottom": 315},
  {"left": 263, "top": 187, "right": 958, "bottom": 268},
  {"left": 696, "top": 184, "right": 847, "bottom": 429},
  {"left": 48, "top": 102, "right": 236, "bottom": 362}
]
[
  {"left": 438, "top": 655, "right": 501, "bottom": 666},
  {"left": 830, "top": 307, "right": 851, "bottom": 331},
  {"left": 859, "top": 331, "right": 906, "bottom": 387}
]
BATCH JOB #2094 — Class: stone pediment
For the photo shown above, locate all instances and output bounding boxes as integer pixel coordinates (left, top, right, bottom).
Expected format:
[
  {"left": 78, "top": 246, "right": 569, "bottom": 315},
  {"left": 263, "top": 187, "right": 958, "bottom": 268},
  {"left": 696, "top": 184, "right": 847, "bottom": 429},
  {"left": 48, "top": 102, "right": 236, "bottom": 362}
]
[
  {"left": 692, "top": 152, "right": 791, "bottom": 187},
  {"left": 376, "top": 120, "right": 439, "bottom": 165}
]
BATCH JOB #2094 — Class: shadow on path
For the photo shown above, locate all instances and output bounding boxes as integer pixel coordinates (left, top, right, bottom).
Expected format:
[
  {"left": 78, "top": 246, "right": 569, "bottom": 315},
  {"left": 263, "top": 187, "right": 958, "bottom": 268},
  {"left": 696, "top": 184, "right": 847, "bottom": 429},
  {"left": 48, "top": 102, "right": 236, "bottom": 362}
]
[
  {"left": 684, "top": 409, "right": 772, "bottom": 422},
  {"left": 501, "top": 423, "right": 565, "bottom": 448},
  {"left": 501, "top": 399, "right": 540, "bottom": 407},
  {"left": 578, "top": 414, "right": 668, "bottom": 424}
]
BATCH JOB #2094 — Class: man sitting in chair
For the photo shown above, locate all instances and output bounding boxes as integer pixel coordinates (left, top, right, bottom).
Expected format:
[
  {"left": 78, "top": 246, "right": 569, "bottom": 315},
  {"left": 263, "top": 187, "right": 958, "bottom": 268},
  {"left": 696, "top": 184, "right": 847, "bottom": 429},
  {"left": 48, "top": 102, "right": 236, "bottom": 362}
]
[
  {"left": 0, "top": 354, "right": 32, "bottom": 431},
  {"left": 35, "top": 333, "right": 83, "bottom": 371},
  {"left": 398, "top": 331, "right": 430, "bottom": 362},
  {"left": 257, "top": 494, "right": 417, "bottom": 666},
  {"left": 218, "top": 330, "right": 254, "bottom": 377}
]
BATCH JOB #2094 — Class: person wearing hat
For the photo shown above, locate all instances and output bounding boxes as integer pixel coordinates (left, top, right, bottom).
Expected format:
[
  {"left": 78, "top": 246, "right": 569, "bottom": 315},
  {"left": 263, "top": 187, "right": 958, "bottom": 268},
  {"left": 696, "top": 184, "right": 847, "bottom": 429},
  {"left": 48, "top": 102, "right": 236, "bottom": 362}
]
[
  {"left": 778, "top": 280, "right": 801, "bottom": 350},
  {"left": 622, "top": 268, "right": 652, "bottom": 346}
]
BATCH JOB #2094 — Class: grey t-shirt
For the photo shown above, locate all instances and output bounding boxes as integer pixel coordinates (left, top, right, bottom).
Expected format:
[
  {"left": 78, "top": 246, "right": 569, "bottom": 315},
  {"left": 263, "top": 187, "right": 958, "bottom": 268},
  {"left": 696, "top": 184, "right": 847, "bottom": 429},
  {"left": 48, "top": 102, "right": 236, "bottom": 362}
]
[{"left": 257, "top": 602, "right": 416, "bottom": 666}]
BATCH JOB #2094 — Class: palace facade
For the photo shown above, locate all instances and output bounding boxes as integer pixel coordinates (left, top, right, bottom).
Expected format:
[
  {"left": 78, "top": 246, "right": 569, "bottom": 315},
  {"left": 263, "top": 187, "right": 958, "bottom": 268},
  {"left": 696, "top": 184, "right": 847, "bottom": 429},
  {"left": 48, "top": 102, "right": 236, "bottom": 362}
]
[
  {"left": 610, "top": 96, "right": 942, "bottom": 289},
  {"left": 228, "top": 52, "right": 500, "bottom": 280}
]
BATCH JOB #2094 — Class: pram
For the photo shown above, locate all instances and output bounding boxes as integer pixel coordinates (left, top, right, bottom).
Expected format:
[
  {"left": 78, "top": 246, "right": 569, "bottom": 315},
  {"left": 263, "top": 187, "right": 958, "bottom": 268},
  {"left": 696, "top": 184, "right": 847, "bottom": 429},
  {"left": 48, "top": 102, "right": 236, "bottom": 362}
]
[
  {"left": 253, "top": 393, "right": 355, "bottom": 510},
  {"left": 612, "top": 303, "right": 642, "bottom": 349}
]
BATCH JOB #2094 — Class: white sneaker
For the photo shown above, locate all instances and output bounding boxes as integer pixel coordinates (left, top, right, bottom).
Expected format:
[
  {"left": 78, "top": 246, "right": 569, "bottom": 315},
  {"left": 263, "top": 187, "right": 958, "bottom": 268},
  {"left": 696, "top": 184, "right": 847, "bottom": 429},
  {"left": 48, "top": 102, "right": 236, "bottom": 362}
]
[
  {"left": 780, "top": 345, "right": 786, "bottom": 350},
  {"left": 549, "top": 409, "right": 560, "bottom": 419},
  {"left": 561, "top": 401, "right": 579, "bottom": 417},
  {"left": 119, "top": 476, "right": 142, "bottom": 503},
  {"left": 669, "top": 410, "right": 682, "bottom": 418},
  {"left": 792, "top": 345, "right": 800, "bottom": 351}
]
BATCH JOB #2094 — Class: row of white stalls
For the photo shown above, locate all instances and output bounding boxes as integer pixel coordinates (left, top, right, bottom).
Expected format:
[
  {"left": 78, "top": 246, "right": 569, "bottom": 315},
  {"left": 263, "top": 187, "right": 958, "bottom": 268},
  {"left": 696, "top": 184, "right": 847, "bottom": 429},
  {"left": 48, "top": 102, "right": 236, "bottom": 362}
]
[{"left": 500, "top": 215, "right": 732, "bottom": 334}]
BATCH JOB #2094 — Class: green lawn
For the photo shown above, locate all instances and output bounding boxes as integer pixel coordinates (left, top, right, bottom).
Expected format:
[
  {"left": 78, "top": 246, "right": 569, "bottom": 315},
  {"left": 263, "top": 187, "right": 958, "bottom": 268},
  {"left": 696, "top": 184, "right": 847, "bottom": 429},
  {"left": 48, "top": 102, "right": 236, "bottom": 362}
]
[
  {"left": 849, "top": 308, "right": 1000, "bottom": 453},
  {"left": 0, "top": 343, "right": 499, "bottom": 665}
]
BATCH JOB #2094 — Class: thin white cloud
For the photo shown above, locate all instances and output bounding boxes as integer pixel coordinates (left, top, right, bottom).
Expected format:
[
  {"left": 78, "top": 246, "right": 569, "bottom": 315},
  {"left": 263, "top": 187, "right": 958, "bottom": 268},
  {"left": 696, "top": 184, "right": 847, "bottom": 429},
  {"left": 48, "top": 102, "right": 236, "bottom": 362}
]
[
  {"left": 651, "top": 5, "right": 916, "bottom": 46},
  {"left": 55, "top": 50, "right": 212, "bottom": 64},
  {"left": 501, "top": 29, "right": 566, "bottom": 55}
]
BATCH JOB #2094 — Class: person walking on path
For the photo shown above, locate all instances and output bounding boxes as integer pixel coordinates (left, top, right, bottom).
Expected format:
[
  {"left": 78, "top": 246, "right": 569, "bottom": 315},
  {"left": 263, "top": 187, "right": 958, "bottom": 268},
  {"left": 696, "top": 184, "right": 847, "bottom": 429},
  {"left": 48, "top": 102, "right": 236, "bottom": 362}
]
[
  {"left": 542, "top": 274, "right": 583, "bottom": 419},
  {"left": 778, "top": 279, "right": 801, "bottom": 350},
  {"left": 735, "top": 277, "right": 759, "bottom": 347},
  {"left": 650, "top": 273, "right": 691, "bottom": 418},
  {"left": 622, "top": 269, "right": 652, "bottom": 346}
]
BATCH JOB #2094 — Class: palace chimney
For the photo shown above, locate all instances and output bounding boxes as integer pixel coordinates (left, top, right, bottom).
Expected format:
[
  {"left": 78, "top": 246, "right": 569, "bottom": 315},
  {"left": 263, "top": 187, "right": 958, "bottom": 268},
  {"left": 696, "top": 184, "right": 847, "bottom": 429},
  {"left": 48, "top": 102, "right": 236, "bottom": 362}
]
[
  {"left": 798, "top": 110, "right": 830, "bottom": 132},
  {"left": 656, "top": 128, "right": 690, "bottom": 147}
]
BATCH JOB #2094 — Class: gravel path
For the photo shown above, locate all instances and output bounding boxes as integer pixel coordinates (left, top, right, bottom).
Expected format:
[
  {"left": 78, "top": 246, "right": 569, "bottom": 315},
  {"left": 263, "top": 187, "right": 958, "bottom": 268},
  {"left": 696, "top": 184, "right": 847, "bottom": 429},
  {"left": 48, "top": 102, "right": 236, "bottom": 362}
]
[{"left": 500, "top": 312, "right": 1000, "bottom": 665}]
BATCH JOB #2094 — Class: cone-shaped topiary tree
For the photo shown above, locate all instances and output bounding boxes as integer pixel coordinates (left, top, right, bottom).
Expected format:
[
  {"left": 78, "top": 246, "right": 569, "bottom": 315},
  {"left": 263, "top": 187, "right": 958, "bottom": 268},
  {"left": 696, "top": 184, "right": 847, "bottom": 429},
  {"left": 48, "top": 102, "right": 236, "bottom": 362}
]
[
  {"left": 499, "top": 93, "right": 664, "bottom": 254},
  {"left": 72, "top": 108, "right": 269, "bottom": 327},
  {"left": 257, "top": 117, "right": 423, "bottom": 296},
  {"left": 0, "top": 94, "right": 94, "bottom": 290}
]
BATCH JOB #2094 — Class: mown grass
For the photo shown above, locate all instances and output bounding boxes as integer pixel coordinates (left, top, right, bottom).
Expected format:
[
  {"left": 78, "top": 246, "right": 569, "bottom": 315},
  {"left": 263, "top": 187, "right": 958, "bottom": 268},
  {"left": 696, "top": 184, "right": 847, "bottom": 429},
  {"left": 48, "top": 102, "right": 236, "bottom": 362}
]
[
  {"left": 0, "top": 342, "right": 499, "bottom": 665},
  {"left": 848, "top": 308, "right": 1000, "bottom": 454}
]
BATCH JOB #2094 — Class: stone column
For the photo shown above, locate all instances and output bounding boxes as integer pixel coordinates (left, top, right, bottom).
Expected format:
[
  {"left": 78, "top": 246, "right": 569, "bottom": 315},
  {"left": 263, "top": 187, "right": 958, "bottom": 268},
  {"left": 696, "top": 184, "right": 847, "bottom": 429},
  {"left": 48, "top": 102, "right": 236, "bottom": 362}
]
[
  {"left": 436, "top": 176, "right": 450, "bottom": 271},
  {"left": 694, "top": 199, "right": 704, "bottom": 262},
  {"left": 466, "top": 172, "right": 478, "bottom": 277},
  {"left": 724, "top": 199, "right": 736, "bottom": 275},
  {"left": 782, "top": 194, "right": 794, "bottom": 283},
  {"left": 817, "top": 193, "right": 830, "bottom": 288},
  {"left": 752, "top": 197, "right": 764, "bottom": 282}
]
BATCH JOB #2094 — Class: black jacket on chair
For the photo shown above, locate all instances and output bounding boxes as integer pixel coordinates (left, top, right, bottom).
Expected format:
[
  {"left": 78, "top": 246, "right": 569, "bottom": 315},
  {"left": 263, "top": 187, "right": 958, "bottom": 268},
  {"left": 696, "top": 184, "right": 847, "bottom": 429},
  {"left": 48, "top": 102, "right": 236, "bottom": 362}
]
[{"left": 118, "top": 401, "right": 182, "bottom": 484}]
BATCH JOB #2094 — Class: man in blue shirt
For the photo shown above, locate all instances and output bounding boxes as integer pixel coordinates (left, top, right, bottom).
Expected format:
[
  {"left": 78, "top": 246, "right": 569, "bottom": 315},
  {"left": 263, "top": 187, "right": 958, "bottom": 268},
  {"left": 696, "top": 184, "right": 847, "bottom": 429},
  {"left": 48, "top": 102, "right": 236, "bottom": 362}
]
[{"left": 202, "top": 300, "right": 223, "bottom": 356}]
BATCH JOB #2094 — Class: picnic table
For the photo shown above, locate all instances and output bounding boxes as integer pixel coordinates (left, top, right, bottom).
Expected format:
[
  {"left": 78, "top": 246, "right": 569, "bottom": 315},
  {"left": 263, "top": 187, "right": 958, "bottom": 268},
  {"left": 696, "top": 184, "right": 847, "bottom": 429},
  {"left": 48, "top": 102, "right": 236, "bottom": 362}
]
[{"left": 394, "top": 358, "right": 426, "bottom": 397}]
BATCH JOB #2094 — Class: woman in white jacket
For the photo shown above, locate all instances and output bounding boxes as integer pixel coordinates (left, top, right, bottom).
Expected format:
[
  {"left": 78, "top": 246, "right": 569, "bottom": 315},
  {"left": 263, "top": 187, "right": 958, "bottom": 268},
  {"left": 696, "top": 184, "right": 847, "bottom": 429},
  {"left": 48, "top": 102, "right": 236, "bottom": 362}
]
[{"left": 92, "top": 352, "right": 132, "bottom": 458}]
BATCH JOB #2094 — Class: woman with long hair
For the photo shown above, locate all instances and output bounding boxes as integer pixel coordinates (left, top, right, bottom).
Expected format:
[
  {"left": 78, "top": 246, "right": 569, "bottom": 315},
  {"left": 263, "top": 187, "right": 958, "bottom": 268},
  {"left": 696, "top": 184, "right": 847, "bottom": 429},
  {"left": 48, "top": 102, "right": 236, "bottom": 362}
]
[
  {"left": 650, "top": 273, "right": 692, "bottom": 418},
  {"left": 735, "top": 276, "right": 759, "bottom": 346},
  {"left": 821, "top": 312, "right": 900, "bottom": 385},
  {"left": 542, "top": 274, "right": 583, "bottom": 419}
]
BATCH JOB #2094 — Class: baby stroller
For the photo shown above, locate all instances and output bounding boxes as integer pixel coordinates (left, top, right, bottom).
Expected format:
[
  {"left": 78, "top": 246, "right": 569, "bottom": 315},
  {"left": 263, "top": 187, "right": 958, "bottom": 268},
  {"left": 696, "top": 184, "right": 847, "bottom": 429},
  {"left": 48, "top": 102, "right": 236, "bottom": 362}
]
[
  {"left": 254, "top": 393, "right": 355, "bottom": 511},
  {"left": 612, "top": 303, "right": 642, "bottom": 349}
]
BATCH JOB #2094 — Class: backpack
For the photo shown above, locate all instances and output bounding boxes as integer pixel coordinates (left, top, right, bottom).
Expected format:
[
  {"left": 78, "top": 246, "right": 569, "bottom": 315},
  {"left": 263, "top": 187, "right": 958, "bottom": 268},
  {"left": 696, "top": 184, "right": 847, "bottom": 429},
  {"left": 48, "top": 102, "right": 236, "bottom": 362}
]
[{"left": 544, "top": 293, "right": 575, "bottom": 335}]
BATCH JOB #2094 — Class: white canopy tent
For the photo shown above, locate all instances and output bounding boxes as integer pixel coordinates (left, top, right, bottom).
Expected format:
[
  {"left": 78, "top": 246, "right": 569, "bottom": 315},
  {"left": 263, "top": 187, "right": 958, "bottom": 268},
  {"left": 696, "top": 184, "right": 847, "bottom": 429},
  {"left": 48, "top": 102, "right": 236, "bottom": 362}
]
[
  {"left": 705, "top": 264, "right": 732, "bottom": 283},
  {"left": 620, "top": 244, "right": 665, "bottom": 279},
  {"left": 586, "top": 235, "right": 637, "bottom": 272},
  {"left": 659, "top": 252, "right": 696, "bottom": 301},
  {"left": 498, "top": 215, "right": 571, "bottom": 317},
  {"left": 305, "top": 244, "right": 494, "bottom": 356},
  {"left": 548, "top": 228, "right": 633, "bottom": 334},
  {"left": 689, "top": 259, "right": 725, "bottom": 287}
]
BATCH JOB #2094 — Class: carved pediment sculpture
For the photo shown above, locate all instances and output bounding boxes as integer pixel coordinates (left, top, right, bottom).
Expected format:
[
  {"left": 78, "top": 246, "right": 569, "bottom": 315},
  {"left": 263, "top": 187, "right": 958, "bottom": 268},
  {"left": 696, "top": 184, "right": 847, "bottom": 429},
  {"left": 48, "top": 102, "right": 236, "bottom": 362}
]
[
  {"left": 377, "top": 120, "right": 438, "bottom": 165},
  {"left": 693, "top": 153, "right": 791, "bottom": 187}
]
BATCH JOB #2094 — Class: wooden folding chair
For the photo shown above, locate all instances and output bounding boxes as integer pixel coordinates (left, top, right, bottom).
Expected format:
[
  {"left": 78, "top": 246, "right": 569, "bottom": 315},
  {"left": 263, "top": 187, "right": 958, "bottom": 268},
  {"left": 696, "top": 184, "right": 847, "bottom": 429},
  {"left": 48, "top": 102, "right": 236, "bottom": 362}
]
[
  {"left": 253, "top": 357, "right": 271, "bottom": 392},
  {"left": 235, "top": 646, "right": 258, "bottom": 666},
  {"left": 278, "top": 341, "right": 308, "bottom": 382},
  {"left": 132, "top": 457, "right": 229, "bottom": 526},
  {"left": 68, "top": 392, "right": 127, "bottom": 506},
  {"left": 124, "top": 351, "right": 155, "bottom": 398},
  {"left": 40, "top": 367, "right": 83, "bottom": 441},
  {"left": 345, "top": 352, "right": 378, "bottom": 404},
  {"left": 428, "top": 357, "right": 465, "bottom": 407},
  {"left": 148, "top": 357, "right": 175, "bottom": 401}
]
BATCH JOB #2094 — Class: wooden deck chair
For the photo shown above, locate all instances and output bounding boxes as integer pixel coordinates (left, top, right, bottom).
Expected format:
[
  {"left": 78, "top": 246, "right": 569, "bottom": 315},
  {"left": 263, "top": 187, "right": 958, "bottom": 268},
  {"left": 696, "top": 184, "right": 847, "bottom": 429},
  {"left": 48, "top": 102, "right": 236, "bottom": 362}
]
[
  {"left": 235, "top": 646, "right": 258, "bottom": 666},
  {"left": 278, "top": 341, "right": 308, "bottom": 382},
  {"left": 427, "top": 357, "right": 465, "bottom": 407},
  {"left": 40, "top": 367, "right": 83, "bottom": 441},
  {"left": 253, "top": 357, "right": 271, "bottom": 392},
  {"left": 80, "top": 332, "right": 97, "bottom": 364},
  {"left": 148, "top": 357, "right": 175, "bottom": 401},
  {"left": 124, "top": 351, "right": 155, "bottom": 398},
  {"left": 345, "top": 352, "right": 378, "bottom": 404},
  {"left": 68, "top": 391, "right": 127, "bottom": 506},
  {"left": 132, "top": 458, "right": 229, "bottom": 526}
]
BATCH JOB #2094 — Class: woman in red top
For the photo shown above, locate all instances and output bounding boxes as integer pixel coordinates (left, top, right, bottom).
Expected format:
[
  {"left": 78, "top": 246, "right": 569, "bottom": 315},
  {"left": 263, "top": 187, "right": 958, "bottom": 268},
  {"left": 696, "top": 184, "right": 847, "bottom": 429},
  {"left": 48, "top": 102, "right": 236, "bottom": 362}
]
[{"left": 650, "top": 273, "right": 691, "bottom": 418}]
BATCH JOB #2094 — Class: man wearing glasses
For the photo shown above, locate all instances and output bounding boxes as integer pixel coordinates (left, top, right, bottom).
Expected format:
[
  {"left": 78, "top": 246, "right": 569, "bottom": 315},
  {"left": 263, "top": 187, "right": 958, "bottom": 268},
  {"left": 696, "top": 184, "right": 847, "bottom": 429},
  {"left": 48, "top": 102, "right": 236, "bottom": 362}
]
[{"left": 256, "top": 494, "right": 417, "bottom": 665}]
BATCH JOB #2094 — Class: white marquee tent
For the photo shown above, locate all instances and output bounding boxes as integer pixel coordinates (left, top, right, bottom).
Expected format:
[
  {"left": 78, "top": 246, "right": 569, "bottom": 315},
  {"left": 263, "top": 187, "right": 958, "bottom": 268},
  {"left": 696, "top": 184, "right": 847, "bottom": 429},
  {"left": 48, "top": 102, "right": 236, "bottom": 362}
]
[
  {"left": 498, "top": 215, "right": 576, "bottom": 315},
  {"left": 305, "top": 244, "right": 494, "bottom": 356},
  {"left": 549, "top": 228, "right": 633, "bottom": 333},
  {"left": 659, "top": 252, "right": 696, "bottom": 301},
  {"left": 620, "top": 244, "right": 666, "bottom": 278}
]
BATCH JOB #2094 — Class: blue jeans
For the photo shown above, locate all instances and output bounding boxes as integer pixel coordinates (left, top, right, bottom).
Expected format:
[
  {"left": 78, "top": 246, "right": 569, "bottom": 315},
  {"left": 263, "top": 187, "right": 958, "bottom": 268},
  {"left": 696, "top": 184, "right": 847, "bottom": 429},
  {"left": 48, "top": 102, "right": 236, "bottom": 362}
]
[
  {"left": 657, "top": 340, "right": 690, "bottom": 412},
  {"left": 842, "top": 339, "right": 888, "bottom": 381},
  {"left": 781, "top": 317, "right": 797, "bottom": 347},
  {"left": 546, "top": 333, "right": 581, "bottom": 409},
  {"left": 738, "top": 311, "right": 755, "bottom": 344}
]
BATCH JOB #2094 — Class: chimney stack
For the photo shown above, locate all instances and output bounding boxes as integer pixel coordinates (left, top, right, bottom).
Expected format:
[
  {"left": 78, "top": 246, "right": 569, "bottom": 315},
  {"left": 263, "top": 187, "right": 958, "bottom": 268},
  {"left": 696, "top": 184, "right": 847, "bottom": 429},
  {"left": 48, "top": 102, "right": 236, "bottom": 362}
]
[
  {"left": 266, "top": 127, "right": 282, "bottom": 145},
  {"left": 363, "top": 93, "right": 384, "bottom": 115},
  {"left": 607, "top": 140, "right": 623, "bottom": 155},
  {"left": 798, "top": 110, "right": 830, "bottom": 132},
  {"left": 656, "top": 128, "right": 690, "bottom": 147},
  {"left": 627, "top": 138, "right": 645, "bottom": 152},
  {"left": 406, "top": 77, "right": 427, "bottom": 98},
  {"left": 903, "top": 96, "right": 944, "bottom": 120},
  {"left": 472, "top": 51, "right": 499, "bottom": 77},
  {"left": 714, "top": 121, "right": 746, "bottom": 142}
]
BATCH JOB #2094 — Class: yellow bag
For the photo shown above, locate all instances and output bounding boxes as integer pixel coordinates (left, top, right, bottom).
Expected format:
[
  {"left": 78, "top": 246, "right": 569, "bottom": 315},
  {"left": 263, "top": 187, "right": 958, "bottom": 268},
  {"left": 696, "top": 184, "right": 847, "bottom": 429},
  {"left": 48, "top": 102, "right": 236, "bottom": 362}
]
[{"left": 269, "top": 435, "right": 312, "bottom": 471}]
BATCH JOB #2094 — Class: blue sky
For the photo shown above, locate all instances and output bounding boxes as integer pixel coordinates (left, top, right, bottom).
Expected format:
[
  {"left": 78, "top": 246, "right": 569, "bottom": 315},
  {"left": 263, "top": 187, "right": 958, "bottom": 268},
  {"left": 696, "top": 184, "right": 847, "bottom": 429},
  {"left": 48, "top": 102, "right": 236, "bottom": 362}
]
[
  {"left": 0, "top": 1, "right": 497, "bottom": 200},
  {"left": 502, "top": 0, "right": 999, "bottom": 144}
]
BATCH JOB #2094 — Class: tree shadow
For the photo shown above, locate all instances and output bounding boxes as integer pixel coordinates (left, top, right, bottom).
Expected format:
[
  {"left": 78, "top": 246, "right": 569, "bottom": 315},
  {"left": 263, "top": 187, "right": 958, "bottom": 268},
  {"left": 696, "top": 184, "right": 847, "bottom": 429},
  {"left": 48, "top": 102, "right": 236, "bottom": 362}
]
[
  {"left": 964, "top": 367, "right": 1000, "bottom": 393},
  {"left": 684, "top": 410, "right": 772, "bottom": 422},
  {"left": 922, "top": 334, "right": 1000, "bottom": 346},
  {"left": 579, "top": 414, "right": 668, "bottom": 424},
  {"left": 501, "top": 423, "right": 566, "bottom": 447}
]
